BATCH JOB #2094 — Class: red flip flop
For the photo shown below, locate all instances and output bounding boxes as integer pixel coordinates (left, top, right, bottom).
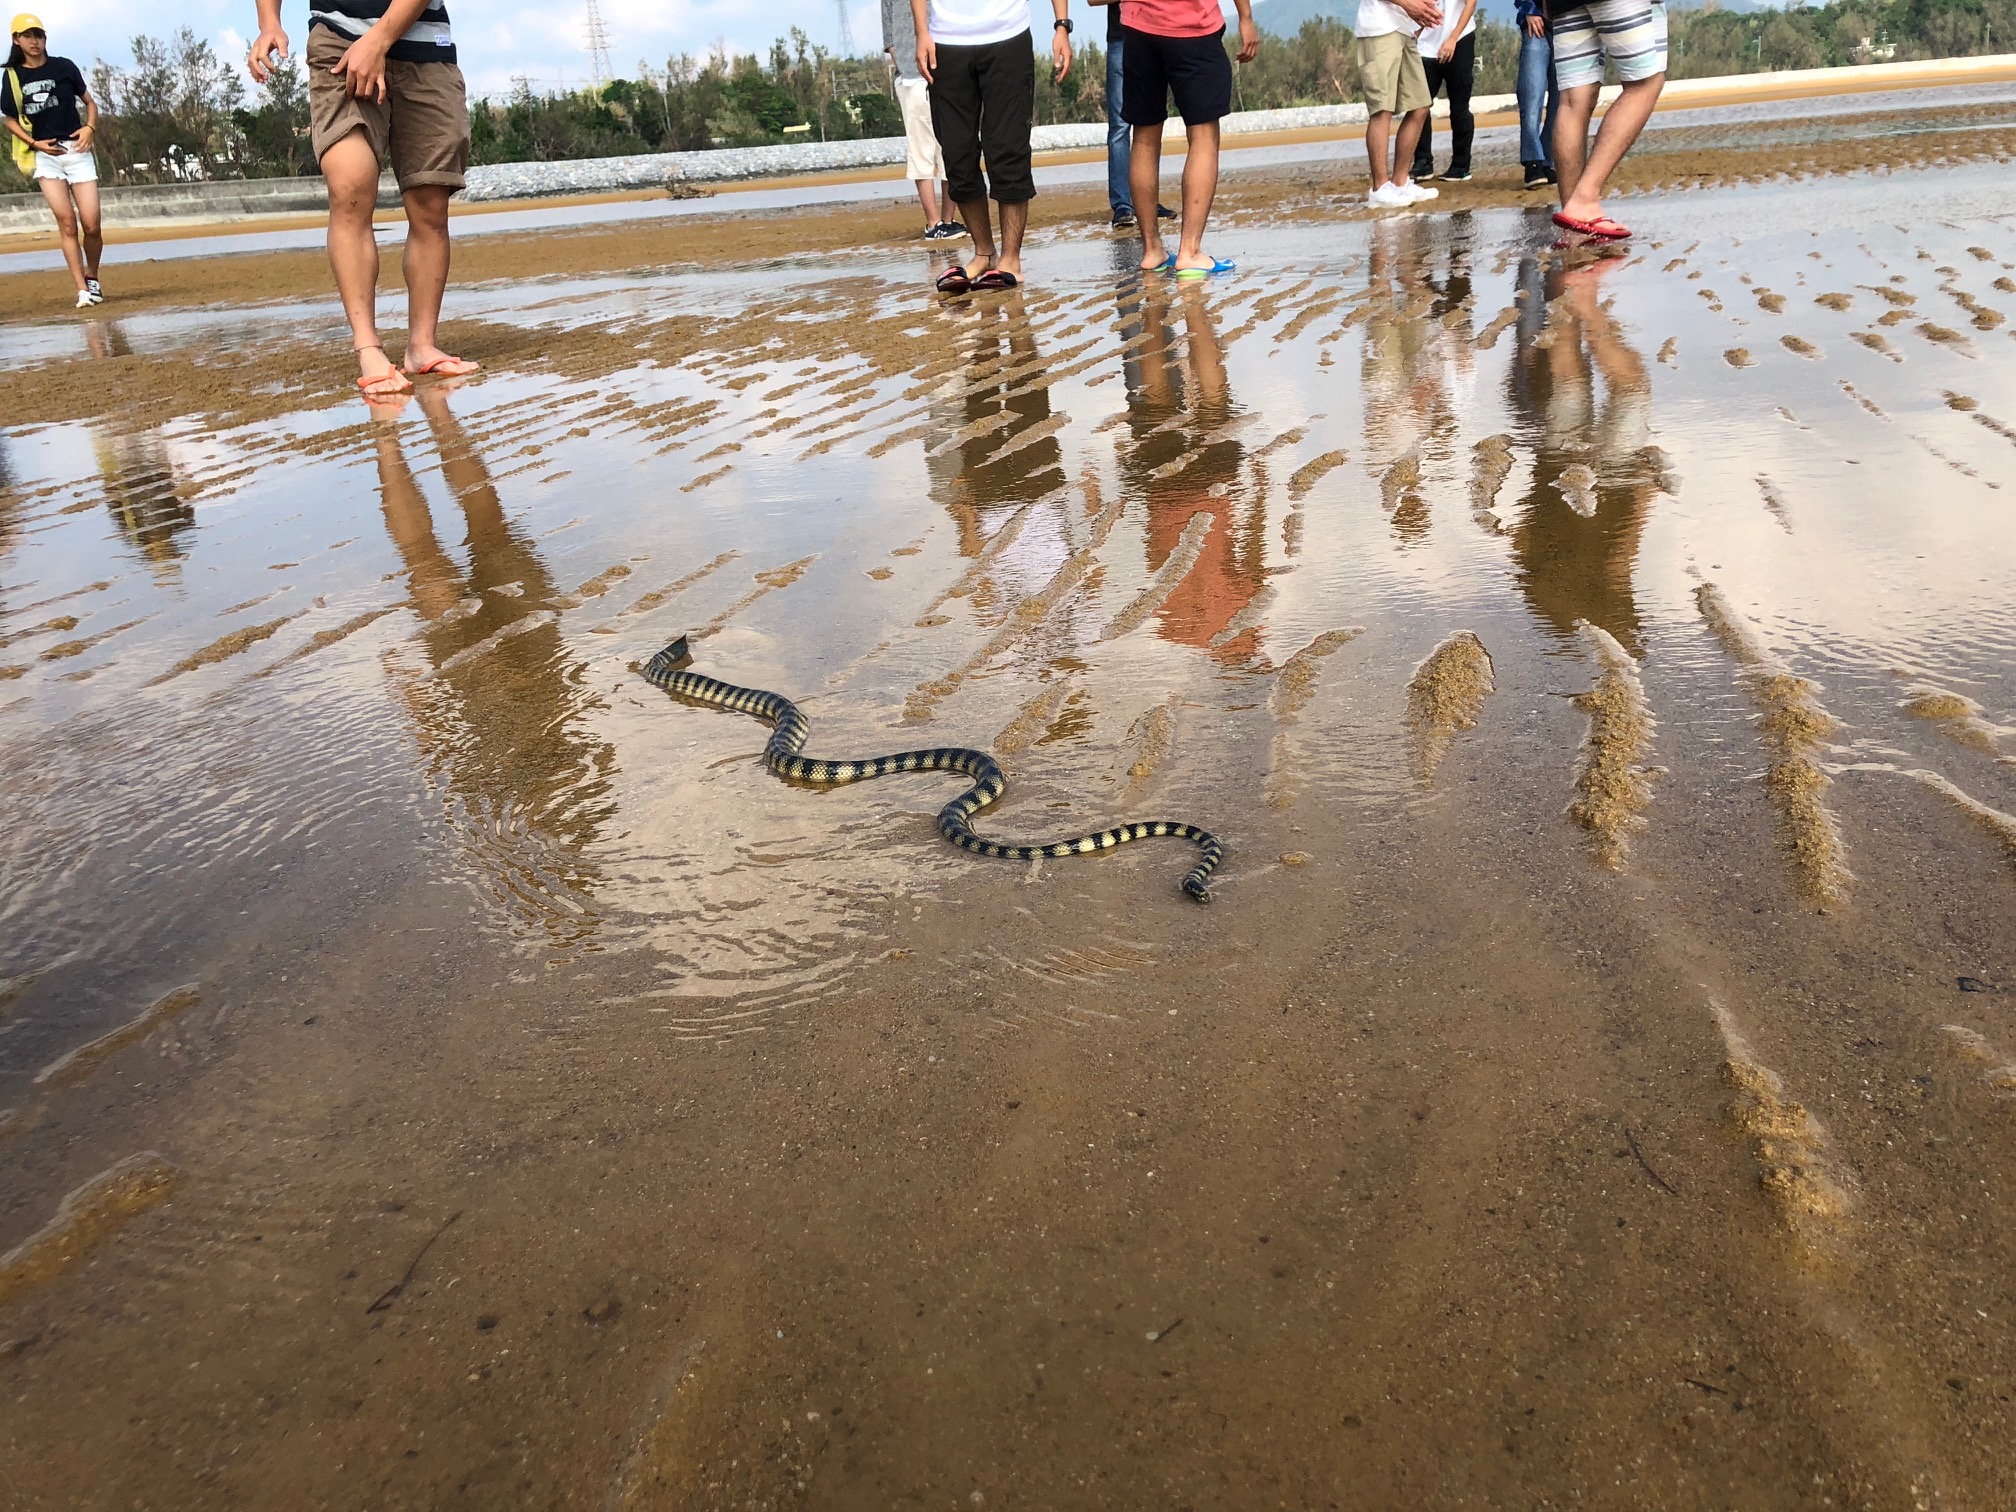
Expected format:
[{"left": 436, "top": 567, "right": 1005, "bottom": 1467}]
[
  {"left": 1552, "top": 211, "right": 1632, "bottom": 241},
  {"left": 934, "top": 266, "right": 972, "bottom": 294}
]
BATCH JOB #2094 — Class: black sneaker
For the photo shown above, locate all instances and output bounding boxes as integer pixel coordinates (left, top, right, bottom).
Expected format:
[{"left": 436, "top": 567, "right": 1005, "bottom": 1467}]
[
  {"left": 1441, "top": 169, "right": 1472, "bottom": 182},
  {"left": 1412, "top": 167, "right": 1438, "bottom": 183},
  {"left": 1112, "top": 209, "right": 1138, "bottom": 230},
  {"left": 938, "top": 220, "right": 967, "bottom": 237},
  {"left": 1155, "top": 204, "right": 1177, "bottom": 220},
  {"left": 1523, "top": 165, "right": 1551, "bottom": 190},
  {"left": 924, "top": 222, "right": 961, "bottom": 240}
]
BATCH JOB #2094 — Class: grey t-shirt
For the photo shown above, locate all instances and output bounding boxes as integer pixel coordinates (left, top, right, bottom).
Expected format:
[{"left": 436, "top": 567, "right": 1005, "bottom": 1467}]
[{"left": 881, "top": 0, "right": 922, "bottom": 79}]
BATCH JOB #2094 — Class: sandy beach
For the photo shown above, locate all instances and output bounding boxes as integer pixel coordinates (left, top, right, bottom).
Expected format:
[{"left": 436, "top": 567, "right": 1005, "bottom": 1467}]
[{"left": 1, "top": 77, "right": 2014, "bottom": 1510}]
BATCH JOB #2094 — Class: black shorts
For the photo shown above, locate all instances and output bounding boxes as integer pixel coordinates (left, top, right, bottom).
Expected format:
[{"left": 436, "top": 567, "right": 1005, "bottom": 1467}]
[{"left": 1121, "top": 26, "right": 1233, "bottom": 128}]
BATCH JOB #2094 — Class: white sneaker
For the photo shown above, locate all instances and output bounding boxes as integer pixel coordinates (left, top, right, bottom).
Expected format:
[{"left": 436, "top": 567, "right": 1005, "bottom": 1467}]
[
  {"left": 1367, "top": 182, "right": 1412, "bottom": 210},
  {"left": 1396, "top": 180, "right": 1440, "bottom": 204},
  {"left": 75, "top": 288, "right": 93, "bottom": 309}
]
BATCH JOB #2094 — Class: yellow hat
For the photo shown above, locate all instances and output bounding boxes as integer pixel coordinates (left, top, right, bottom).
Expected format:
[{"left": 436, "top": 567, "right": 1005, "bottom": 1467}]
[{"left": 10, "top": 13, "right": 45, "bottom": 34}]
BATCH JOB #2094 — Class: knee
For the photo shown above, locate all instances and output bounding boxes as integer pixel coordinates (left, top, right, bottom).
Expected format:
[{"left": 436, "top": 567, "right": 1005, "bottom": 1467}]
[
  {"left": 78, "top": 211, "right": 102, "bottom": 238},
  {"left": 403, "top": 189, "right": 450, "bottom": 234},
  {"left": 50, "top": 212, "right": 78, "bottom": 239}
]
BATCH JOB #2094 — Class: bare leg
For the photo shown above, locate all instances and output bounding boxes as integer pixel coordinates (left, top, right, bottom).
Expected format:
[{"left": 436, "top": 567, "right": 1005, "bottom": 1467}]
[
  {"left": 954, "top": 197, "right": 996, "bottom": 280},
  {"left": 1552, "top": 83, "right": 1598, "bottom": 211},
  {"left": 1558, "top": 74, "right": 1663, "bottom": 223},
  {"left": 1131, "top": 120, "right": 1167, "bottom": 269},
  {"left": 994, "top": 199, "right": 1029, "bottom": 280},
  {"left": 400, "top": 185, "right": 475, "bottom": 375},
  {"left": 913, "top": 179, "right": 940, "bottom": 228},
  {"left": 1364, "top": 111, "right": 1393, "bottom": 189},
  {"left": 38, "top": 177, "right": 86, "bottom": 292},
  {"left": 1390, "top": 108, "right": 1430, "bottom": 189},
  {"left": 69, "top": 179, "right": 103, "bottom": 281},
  {"left": 321, "top": 131, "right": 403, "bottom": 390},
  {"left": 1172, "top": 120, "right": 1220, "bottom": 271}
]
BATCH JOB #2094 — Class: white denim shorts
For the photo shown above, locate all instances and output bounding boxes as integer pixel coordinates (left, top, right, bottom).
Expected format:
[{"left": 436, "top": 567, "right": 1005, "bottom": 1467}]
[{"left": 34, "top": 142, "right": 99, "bottom": 184}]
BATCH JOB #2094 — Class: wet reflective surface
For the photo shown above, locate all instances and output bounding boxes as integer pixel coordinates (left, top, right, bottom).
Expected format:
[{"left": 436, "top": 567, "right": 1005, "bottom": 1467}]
[{"left": 3, "top": 121, "right": 2015, "bottom": 1509}]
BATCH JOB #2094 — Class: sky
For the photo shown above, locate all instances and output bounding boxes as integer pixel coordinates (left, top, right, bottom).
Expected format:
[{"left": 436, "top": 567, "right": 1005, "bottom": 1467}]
[{"left": 23, "top": 0, "right": 1318, "bottom": 101}]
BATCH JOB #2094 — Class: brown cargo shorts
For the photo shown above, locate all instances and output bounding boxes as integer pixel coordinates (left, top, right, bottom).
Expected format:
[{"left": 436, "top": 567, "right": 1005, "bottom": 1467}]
[{"left": 307, "top": 26, "right": 470, "bottom": 192}]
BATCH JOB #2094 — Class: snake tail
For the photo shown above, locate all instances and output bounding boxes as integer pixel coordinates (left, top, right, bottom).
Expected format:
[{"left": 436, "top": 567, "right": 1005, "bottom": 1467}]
[{"left": 641, "top": 635, "right": 1222, "bottom": 902}]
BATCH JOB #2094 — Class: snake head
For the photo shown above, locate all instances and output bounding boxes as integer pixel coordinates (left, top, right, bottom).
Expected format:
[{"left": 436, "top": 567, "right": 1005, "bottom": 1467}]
[{"left": 645, "top": 635, "right": 693, "bottom": 680}]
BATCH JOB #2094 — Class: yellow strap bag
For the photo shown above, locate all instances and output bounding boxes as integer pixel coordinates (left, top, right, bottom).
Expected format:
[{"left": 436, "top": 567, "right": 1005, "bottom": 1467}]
[{"left": 6, "top": 69, "right": 38, "bottom": 177}]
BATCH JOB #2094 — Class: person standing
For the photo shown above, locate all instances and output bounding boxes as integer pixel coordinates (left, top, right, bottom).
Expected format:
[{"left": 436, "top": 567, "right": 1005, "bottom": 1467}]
[
  {"left": 914, "top": 0, "right": 1071, "bottom": 293},
  {"left": 1121, "top": 0, "right": 1258, "bottom": 276},
  {"left": 248, "top": 0, "right": 480, "bottom": 397},
  {"left": 3, "top": 15, "right": 104, "bottom": 309},
  {"left": 881, "top": 0, "right": 960, "bottom": 239},
  {"left": 1514, "top": 0, "right": 1558, "bottom": 189},
  {"left": 1409, "top": 0, "right": 1476, "bottom": 184},
  {"left": 1550, "top": 0, "right": 1666, "bottom": 239},
  {"left": 1087, "top": 0, "right": 1173, "bottom": 233},
  {"left": 1357, "top": 0, "right": 1442, "bottom": 209}
]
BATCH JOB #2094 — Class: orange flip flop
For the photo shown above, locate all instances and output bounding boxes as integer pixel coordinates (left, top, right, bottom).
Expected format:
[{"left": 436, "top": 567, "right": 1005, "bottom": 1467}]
[{"left": 405, "top": 355, "right": 481, "bottom": 378}]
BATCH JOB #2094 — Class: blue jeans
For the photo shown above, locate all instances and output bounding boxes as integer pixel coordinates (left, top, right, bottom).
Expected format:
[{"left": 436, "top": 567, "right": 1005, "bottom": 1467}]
[
  {"left": 1517, "top": 27, "right": 1559, "bottom": 169},
  {"left": 1106, "top": 36, "right": 1132, "bottom": 216}
]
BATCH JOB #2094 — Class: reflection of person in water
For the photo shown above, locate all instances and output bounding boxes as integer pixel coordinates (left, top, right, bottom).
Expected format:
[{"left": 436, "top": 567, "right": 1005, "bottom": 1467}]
[
  {"left": 1360, "top": 214, "right": 1477, "bottom": 544},
  {"left": 372, "top": 386, "right": 615, "bottom": 945},
  {"left": 1117, "top": 277, "right": 1263, "bottom": 660},
  {"left": 1504, "top": 251, "right": 1658, "bottom": 652},
  {"left": 928, "top": 298, "right": 1069, "bottom": 561},
  {"left": 95, "top": 429, "right": 194, "bottom": 577}
]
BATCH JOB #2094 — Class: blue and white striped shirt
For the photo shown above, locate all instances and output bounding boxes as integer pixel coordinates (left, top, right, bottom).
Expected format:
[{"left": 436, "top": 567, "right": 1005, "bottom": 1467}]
[{"left": 309, "top": 0, "right": 456, "bottom": 65}]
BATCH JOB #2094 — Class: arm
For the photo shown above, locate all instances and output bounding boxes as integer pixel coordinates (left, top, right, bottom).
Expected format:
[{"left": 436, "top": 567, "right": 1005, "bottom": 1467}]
[
  {"left": 331, "top": 0, "right": 435, "bottom": 103},
  {"left": 75, "top": 75, "right": 99, "bottom": 152},
  {"left": 1438, "top": 0, "right": 1476, "bottom": 59},
  {"left": 1051, "top": 0, "right": 1072, "bottom": 83},
  {"left": 911, "top": 0, "right": 934, "bottom": 83},
  {"left": 1396, "top": 0, "right": 1443, "bottom": 28},
  {"left": 1232, "top": 0, "right": 1258, "bottom": 62},
  {"left": 249, "top": 0, "right": 290, "bottom": 83}
]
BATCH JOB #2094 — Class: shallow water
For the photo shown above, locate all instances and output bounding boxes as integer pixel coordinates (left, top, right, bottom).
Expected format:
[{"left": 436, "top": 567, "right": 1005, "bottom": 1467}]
[{"left": 3, "top": 143, "right": 2015, "bottom": 1509}]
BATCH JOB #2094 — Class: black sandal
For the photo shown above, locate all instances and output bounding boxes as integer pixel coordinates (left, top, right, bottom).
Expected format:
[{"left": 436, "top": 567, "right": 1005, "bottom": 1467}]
[
  {"left": 972, "top": 269, "right": 1020, "bottom": 292},
  {"left": 935, "top": 266, "right": 972, "bottom": 294}
]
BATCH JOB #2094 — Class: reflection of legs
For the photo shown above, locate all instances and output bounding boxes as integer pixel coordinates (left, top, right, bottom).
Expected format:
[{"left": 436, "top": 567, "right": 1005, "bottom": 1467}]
[
  {"left": 372, "top": 415, "right": 463, "bottom": 619},
  {"left": 38, "top": 178, "right": 87, "bottom": 292},
  {"left": 1172, "top": 121, "right": 1220, "bottom": 273},
  {"left": 1132, "top": 284, "right": 1179, "bottom": 409},
  {"left": 1180, "top": 285, "right": 1227, "bottom": 409},
  {"left": 322, "top": 131, "right": 404, "bottom": 390},
  {"left": 1556, "top": 75, "right": 1661, "bottom": 223},
  {"left": 1130, "top": 121, "right": 1166, "bottom": 269}
]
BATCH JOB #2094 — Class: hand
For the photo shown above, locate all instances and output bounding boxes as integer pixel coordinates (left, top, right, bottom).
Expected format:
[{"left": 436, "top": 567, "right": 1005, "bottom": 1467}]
[
  {"left": 1051, "top": 26, "right": 1071, "bottom": 84},
  {"left": 1399, "top": 0, "right": 1442, "bottom": 26},
  {"left": 248, "top": 24, "right": 290, "bottom": 83},
  {"left": 1438, "top": 36, "right": 1457, "bottom": 61},
  {"left": 1525, "top": 14, "right": 1545, "bottom": 35},
  {"left": 1236, "top": 13, "right": 1259, "bottom": 62},
  {"left": 916, "top": 34, "right": 935, "bottom": 83},
  {"left": 74, "top": 124, "right": 94, "bottom": 147},
  {"left": 332, "top": 31, "right": 391, "bottom": 103},
  {"left": 33, "top": 138, "right": 63, "bottom": 154}
]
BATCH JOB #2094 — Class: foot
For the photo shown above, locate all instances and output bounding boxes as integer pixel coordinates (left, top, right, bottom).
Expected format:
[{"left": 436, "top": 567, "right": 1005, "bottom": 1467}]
[
  {"left": 74, "top": 288, "right": 94, "bottom": 309},
  {"left": 1412, "top": 166, "right": 1437, "bottom": 182},
  {"left": 85, "top": 277, "right": 103, "bottom": 304},
  {"left": 1156, "top": 204, "right": 1177, "bottom": 220},
  {"left": 1367, "top": 181, "right": 1413, "bottom": 209},
  {"left": 938, "top": 220, "right": 967, "bottom": 237},
  {"left": 1441, "top": 168, "right": 1472, "bottom": 182},
  {"left": 1396, "top": 179, "right": 1439, "bottom": 204},
  {"left": 403, "top": 344, "right": 481, "bottom": 378},
  {"left": 923, "top": 222, "right": 959, "bottom": 240},
  {"left": 1139, "top": 239, "right": 1172, "bottom": 271},
  {"left": 356, "top": 342, "right": 414, "bottom": 397},
  {"left": 1112, "top": 209, "right": 1138, "bottom": 230},
  {"left": 1523, "top": 165, "right": 1552, "bottom": 190}
]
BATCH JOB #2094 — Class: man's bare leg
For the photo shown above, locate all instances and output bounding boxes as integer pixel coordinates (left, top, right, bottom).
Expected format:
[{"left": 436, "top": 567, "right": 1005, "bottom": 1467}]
[
  {"left": 1365, "top": 111, "right": 1393, "bottom": 189},
  {"left": 914, "top": 179, "right": 941, "bottom": 228},
  {"left": 1131, "top": 121, "right": 1167, "bottom": 269},
  {"left": 953, "top": 197, "right": 997, "bottom": 280},
  {"left": 993, "top": 200, "right": 1029, "bottom": 280},
  {"left": 37, "top": 178, "right": 86, "bottom": 292},
  {"left": 1172, "top": 120, "right": 1220, "bottom": 272},
  {"left": 322, "top": 131, "right": 404, "bottom": 390},
  {"left": 1391, "top": 108, "right": 1429, "bottom": 189},
  {"left": 70, "top": 180, "right": 103, "bottom": 283},
  {"left": 1556, "top": 74, "right": 1662, "bottom": 224},
  {"left": 400, "top": 184, "right": 476, "bottom": 376}
]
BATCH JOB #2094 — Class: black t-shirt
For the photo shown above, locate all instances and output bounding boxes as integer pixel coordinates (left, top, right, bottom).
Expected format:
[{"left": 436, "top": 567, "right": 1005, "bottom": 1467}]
[
  {"left": 1107, "top": 2, "right": 1124, "bottom": 41},
  {"left": 2, "top": 57, "right": 89, "bottom": 146}
]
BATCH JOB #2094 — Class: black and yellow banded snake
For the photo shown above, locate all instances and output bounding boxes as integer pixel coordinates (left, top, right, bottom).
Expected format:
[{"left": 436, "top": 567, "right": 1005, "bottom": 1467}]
[{"left": 642, "top": 635, "right": 1224, "bottom": 902}]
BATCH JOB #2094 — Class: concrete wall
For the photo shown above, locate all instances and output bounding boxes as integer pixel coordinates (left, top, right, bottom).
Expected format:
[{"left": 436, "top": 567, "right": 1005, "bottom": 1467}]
[{"left": 0, "top": 173, "right": 400, "bottom": 234}]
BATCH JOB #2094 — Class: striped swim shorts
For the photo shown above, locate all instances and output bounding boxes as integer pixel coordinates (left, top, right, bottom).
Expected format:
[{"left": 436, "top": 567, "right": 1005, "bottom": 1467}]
[{"left": 1552, "top": 0, "right": 1668, "bottom": 89}]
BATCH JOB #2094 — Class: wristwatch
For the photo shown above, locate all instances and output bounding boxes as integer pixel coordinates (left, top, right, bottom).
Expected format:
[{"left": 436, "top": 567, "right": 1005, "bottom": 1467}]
[{"left": 1054, "top": 17, "right": 1073, "bottom": 32}]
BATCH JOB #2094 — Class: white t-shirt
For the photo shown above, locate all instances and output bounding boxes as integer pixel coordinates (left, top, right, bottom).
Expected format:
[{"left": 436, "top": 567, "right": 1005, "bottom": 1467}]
[
  {"left": 928, "top": 0, "right": 1031, "bottom": 46},
  {"left": 1415, "top": 5, "right": 1476, "bottom": 55},
  {"left": 1355, "top": 0, "right": 1418, "bottom": 40}
]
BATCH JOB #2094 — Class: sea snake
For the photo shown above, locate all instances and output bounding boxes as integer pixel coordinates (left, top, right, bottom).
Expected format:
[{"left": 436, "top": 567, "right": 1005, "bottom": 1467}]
[{"left": 642, "top": 635, "right": 1223, "bottom": 902}]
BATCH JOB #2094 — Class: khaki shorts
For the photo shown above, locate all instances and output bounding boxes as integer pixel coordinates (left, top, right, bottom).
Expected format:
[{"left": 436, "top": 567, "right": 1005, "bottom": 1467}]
[
  {"left": 1356, "top": 31, "right": 1430, "bottom": 117},
  {"left": 307, "top": 27, "right": 470, "bottom": 192},
  {"left": 894, "top": 75, "right": 943, "bottom": 181}
]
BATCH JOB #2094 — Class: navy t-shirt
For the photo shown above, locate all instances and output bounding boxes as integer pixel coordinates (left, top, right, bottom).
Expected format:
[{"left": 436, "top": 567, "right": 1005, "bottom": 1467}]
[{"left": 2, "top": 58, "right": 89, "bottom": 146}]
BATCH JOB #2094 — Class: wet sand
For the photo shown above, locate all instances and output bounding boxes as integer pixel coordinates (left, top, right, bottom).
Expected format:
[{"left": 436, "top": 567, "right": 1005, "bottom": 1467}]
[{"left": 2, "top": 85, "right": 2015, "bottom": 1510}]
